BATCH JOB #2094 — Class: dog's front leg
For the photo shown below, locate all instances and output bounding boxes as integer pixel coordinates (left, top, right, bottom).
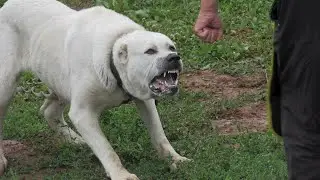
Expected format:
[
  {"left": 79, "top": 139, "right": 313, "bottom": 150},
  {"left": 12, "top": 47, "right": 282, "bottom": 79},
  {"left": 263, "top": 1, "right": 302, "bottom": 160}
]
[
  {"left": 68, "top": 104, "right": 139, "bottom": 180},
  {"left": 134, "top": 99, "right": 190, "bottom": 168}
]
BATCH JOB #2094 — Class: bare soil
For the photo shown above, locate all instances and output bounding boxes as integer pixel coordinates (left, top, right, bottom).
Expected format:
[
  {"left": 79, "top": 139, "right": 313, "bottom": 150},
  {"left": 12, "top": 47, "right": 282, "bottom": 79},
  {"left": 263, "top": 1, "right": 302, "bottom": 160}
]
[
  {"left": 213, "top": 102, "right": 267, "bottom": 135},
  {"left": 3, "top": 140, "right": 65, "bottom": 179},
  {"left": 180, "top": 70, "right": 266, "bottom": 99},
  {"left": 181, "top": 70, "right": 267, "bottom": 135}
]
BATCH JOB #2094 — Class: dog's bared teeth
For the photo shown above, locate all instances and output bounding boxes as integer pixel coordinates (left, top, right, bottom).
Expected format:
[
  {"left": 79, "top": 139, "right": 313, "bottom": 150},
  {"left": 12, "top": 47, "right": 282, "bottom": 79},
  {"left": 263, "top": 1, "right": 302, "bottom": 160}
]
[
  {"left": 149, "top": 84, "right": 155, "bottom": 89},
  {"left": 168, "top": 70, "right": 178, "bottom": 74}
]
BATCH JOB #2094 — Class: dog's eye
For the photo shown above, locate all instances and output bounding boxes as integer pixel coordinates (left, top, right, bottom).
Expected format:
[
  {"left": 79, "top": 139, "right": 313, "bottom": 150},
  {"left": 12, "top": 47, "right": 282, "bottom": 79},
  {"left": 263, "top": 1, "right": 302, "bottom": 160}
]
[
  {"left": 145, "top": 48, "right": 157, "bottom": 55},
  {"left": 169, "top": 45, "right": 176, "bottom": 51}
]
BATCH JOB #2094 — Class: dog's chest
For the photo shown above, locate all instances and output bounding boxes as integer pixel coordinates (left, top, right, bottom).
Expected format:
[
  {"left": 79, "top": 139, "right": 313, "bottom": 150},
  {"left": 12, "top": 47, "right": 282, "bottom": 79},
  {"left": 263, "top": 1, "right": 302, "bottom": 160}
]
[{"left": 93, "top": 87, "right": 132, "bottom": 109}]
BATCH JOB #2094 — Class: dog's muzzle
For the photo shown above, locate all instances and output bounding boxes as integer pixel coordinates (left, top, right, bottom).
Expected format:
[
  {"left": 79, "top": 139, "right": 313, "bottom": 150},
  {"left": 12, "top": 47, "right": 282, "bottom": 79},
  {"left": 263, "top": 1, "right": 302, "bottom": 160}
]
[
  {"left": 166, "top": 53, "right": 182, "bottom": 72},
  {"left": 149, "top": 53, "right": 182, "bottom": 96}
]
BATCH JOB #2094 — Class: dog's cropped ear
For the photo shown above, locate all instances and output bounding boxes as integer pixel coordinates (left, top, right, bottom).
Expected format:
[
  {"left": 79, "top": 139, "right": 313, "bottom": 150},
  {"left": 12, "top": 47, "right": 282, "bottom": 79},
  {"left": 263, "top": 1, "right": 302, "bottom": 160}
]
[{"left": 118, "top": 44, "right": 128, "bottom": 64}]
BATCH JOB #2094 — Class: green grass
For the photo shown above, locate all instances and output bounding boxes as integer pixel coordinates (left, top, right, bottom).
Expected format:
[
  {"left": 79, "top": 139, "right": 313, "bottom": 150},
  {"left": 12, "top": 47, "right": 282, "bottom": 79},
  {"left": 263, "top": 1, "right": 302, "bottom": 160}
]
[{"left": 0, "top": 0, "right": 287, "bottom": 179}]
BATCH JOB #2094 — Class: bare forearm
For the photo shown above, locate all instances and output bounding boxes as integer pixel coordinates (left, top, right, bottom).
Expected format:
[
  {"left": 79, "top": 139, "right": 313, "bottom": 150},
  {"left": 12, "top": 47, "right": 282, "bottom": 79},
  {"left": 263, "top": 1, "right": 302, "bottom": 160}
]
[
  {"left": 194, "top": 0, "right": 222, "bottom": 43},
  {"left": 200, "top": 0, "right": 218, "bottom": 12}
]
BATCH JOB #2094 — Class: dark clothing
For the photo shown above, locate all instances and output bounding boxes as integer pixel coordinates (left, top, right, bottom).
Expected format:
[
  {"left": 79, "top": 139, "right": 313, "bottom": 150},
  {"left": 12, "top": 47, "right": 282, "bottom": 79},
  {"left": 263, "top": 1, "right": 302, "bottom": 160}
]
[{"left": 269, "top": 0, "right": 320, "bottom": 179}]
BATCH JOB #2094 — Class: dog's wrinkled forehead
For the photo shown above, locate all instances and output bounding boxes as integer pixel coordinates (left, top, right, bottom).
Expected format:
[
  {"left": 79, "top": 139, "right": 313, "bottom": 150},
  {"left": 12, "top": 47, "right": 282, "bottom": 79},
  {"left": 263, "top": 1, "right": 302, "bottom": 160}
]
[{"left": 126, "top": 31, "right": 176, "bottom": 53}]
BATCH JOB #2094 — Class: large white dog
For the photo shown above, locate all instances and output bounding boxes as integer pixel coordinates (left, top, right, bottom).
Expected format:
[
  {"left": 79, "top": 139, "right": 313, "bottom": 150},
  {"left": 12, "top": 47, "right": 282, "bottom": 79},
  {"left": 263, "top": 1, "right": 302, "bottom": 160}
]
[{"left": 0, "top": 0, "right": 190, "bottom": 179}]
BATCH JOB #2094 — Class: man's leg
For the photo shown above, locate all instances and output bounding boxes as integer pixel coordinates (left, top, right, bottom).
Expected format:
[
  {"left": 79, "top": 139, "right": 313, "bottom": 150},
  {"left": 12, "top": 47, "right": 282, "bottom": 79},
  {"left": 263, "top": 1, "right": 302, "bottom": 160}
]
[
  {"left": 268, "top": 50, "right": 282, "bottom": 136},
  {"left": 280, "top": 39, "right": 320, "bottom": 180},
  {"left": 271, "top": 1, "right": 320, "bottom": 179},
  {"left": 268, "top": 0, "right": 282, "bottom": 136},
  {"left": 283, "top": 129, "right": 320, "bottom": 180}
]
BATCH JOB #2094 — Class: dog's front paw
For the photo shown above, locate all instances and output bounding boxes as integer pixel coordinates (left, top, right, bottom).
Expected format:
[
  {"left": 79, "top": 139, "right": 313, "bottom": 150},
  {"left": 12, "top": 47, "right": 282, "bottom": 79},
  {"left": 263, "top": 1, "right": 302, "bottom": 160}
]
[
  {"left": 170, "top": 156, "right": 192, "bottom": 170},
  {"left": 113, "top": 172, "right": 139, "bottom": 180},
  {"left": 0, "top": 154, "right": 8, "bottom": 176},
  {"left": 69, "top": 134, "right": 86, "bottom": 145},
  {"left": 57, "top": 129, "right": 86, "bottom": 145}
]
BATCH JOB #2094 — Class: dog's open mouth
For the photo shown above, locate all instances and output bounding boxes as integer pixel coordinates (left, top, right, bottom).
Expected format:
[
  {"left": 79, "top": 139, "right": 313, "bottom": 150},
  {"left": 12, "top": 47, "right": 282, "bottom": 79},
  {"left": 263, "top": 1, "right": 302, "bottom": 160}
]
[{"left": 149, "top": 70, "right": 179, "bottom": 95}]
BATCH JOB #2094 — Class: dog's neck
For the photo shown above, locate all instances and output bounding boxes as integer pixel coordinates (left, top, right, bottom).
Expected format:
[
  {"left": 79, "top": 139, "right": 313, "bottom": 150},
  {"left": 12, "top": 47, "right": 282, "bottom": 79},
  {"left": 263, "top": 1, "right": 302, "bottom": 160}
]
[{"left": 109, "top": 51, "right": 134, "bottom": 104}]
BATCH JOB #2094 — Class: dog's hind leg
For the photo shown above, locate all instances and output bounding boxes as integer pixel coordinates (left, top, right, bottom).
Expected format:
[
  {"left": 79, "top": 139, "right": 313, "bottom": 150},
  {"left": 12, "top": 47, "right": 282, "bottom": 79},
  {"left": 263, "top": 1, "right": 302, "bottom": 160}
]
[
  {"left": 0, "top": 85, "right": 15, "bottom": 177},
  {"left": 0, "top": 22, "right": 21, "bottom": 176},
  {"left": 40, "top": 93, "right": 85, "bottom": 144}
]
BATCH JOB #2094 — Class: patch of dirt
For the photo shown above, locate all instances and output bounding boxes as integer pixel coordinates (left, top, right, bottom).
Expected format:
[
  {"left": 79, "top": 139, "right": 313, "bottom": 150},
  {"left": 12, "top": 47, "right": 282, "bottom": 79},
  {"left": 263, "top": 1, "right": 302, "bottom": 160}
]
[
  {"left": 3, "top": 140, "right": 30, "bottom": 156},
  {"left": 181, "top": 70, "right": 267, "bottom": 135},
  {"left": 213, "top": 102, "right": 267, "bottom": 135},
  {"left": 180, "top": 70, "right": 266, "bottom": 99},
  {"left": 19, "top": 168, "right": 68, "bottom": 180},
  {"left": 3, "top": 140, "right": 66, "bottom": 179}
]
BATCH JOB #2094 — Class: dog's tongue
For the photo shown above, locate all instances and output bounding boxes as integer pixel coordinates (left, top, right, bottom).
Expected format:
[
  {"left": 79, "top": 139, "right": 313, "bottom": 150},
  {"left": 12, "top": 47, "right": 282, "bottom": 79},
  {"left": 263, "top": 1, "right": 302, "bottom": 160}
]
[
  {"left": 155, "top": 79, "right": 168, "bottom": 91},
  {"left": 155, "top": 76, "right": 174, "bottom": 91}
]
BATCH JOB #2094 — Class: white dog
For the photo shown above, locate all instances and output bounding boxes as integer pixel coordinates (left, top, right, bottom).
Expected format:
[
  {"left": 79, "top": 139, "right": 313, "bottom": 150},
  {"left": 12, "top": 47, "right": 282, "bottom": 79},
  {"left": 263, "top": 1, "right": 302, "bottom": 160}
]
[{"left": 0, "top": 0, "right": 190, "bottom": 179}]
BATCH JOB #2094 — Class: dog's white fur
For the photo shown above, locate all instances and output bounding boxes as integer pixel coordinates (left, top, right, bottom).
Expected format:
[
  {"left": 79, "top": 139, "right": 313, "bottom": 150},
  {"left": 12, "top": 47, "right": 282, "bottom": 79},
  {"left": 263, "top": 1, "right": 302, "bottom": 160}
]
[{"left": 0, "top": 0, "right": 189, "bottom": 179}]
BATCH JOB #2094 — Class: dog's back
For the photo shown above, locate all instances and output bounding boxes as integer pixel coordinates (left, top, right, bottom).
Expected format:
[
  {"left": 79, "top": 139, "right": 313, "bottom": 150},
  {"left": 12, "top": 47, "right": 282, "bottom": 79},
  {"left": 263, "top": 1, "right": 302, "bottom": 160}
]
[{"left": 0, "top": 0, "right": 75, "bottom": 36}]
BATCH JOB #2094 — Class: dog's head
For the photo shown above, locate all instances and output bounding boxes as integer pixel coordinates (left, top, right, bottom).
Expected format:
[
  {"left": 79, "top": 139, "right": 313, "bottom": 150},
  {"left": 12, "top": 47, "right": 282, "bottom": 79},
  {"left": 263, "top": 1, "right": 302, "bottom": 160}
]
[{"left": 112, "top": 30, "right": 183, "bottom": 100}]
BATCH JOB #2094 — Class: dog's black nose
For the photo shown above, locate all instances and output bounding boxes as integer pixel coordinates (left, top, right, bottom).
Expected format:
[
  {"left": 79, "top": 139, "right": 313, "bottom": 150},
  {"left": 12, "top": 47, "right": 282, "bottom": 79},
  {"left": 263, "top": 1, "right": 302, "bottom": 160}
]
[
  {"left": 165, "top": 53, "right": 182, "bottom": 72},
  {"left": 166, "top": 53, "right": 180, "bottom": 62}
]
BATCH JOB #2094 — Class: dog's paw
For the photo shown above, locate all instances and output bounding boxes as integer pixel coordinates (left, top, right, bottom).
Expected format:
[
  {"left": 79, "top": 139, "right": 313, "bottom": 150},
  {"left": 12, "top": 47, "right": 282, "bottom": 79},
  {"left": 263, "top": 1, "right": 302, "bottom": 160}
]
[
  {"left": 124, "top": 174, "right": 139, "bottom": 180},
  {"left": 57, "top": 130, "right": 86, "bottom": 145},
  {"left": 70, "top": 136, "right": 86, "bottom": 145},
  {"left": 170, "top": 156, "right": 192, "bottom": 171},
  {"left": 64, "top": 135, "right": 86, "bottom": 145},
  {"left": 0, "top": 154, "right": 8, "bottom": 176},
  {"left": 113, "top": 173, "right": 139, "bottom": 180}
]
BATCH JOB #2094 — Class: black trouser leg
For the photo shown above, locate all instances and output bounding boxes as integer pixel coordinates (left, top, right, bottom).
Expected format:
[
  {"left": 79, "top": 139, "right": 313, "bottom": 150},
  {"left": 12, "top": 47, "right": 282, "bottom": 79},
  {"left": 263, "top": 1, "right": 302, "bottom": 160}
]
[
  {"left": 279, "top": 40, "right": 320, "bottom": 180},
  {"left": 269, "top": 1, "right": 320, "bottom": 179},
  {"left": 269, "top": 50, "right": 282, "bottom": 136}
]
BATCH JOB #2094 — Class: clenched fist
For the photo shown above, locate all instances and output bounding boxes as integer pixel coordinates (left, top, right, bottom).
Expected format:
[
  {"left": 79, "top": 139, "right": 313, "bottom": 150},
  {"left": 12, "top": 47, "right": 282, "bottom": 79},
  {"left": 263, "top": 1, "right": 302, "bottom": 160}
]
[{"left": 193, "top": 11, "right": 223, "bottom": 43}]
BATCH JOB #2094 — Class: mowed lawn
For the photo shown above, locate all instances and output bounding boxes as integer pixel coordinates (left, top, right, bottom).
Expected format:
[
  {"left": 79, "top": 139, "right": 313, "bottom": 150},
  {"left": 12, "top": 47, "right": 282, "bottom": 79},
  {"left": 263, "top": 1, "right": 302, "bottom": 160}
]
[{"left": 0, "top": 0, "right": 288, "bottom": 179}]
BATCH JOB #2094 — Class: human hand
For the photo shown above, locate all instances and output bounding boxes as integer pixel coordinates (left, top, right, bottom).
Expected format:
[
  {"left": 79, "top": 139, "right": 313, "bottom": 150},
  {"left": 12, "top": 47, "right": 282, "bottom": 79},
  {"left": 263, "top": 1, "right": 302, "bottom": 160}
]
[{"left": 193, "top": 11, "right": 223, "bottom": 43}]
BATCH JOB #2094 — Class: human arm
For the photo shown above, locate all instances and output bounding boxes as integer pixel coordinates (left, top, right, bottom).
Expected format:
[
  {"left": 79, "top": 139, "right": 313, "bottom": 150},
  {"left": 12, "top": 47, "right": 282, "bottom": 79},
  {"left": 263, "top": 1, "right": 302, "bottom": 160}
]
[{"left": 193, "top": 0, "right": 223, "bottom": 43}]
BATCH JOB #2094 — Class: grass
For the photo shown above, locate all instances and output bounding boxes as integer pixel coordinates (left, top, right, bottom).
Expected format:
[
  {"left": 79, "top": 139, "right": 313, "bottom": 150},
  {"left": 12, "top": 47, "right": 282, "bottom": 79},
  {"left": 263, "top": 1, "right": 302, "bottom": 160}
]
[{"left": 0, "top": 0, "right": 288, "bottom": 179}]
